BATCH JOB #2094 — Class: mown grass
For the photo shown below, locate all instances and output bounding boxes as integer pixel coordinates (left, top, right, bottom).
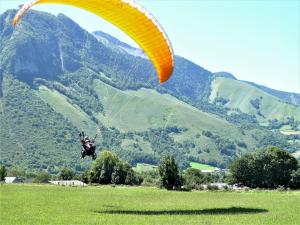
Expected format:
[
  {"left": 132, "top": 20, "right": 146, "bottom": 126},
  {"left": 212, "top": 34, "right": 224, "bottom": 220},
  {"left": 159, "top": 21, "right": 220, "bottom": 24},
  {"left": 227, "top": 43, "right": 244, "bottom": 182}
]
[{"left": 1, "top": 184, "right": 299, "bottom": 225}]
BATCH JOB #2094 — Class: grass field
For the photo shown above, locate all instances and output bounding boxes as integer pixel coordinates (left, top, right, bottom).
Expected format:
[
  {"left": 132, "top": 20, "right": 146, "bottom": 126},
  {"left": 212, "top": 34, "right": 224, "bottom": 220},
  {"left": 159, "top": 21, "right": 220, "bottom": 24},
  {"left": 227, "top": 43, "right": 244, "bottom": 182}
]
[
  {"left": 190, "top": 162, "right": 218, "bottom": 171},
  {"left": 133, "top": 162, "right": 217, "bottom": 173},
  {"left": 1, "top": 184, "right": 299, "bottom": 225},
  {"left": 133, "top": 163, "right": 157, "bottom": 173},
  {"left": 280, "top": 130, "right": 300, "bottom": 135}
]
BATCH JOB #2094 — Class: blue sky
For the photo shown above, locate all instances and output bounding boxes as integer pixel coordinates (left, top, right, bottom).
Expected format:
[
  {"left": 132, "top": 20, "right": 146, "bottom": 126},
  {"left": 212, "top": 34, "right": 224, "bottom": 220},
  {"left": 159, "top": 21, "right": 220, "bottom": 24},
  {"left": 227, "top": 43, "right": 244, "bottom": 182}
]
[{"left": 1, "top": 0, "right": 299, "bottom": 93}]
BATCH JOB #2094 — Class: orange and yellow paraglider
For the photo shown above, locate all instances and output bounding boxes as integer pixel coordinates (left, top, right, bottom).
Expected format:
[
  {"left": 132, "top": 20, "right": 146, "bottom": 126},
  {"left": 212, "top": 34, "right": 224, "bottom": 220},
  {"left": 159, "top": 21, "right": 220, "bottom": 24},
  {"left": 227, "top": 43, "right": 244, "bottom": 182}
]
[{"left": 13, "top": 0, "right": 174, "bottom": 83}]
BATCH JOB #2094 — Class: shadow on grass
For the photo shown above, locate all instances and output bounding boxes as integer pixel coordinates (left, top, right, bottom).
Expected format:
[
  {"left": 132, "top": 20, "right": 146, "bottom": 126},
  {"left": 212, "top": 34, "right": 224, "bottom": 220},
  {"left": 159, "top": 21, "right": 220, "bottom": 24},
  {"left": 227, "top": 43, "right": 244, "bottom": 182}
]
[{"left": 95, "top": 207, "right": 268, "bottom": 215}]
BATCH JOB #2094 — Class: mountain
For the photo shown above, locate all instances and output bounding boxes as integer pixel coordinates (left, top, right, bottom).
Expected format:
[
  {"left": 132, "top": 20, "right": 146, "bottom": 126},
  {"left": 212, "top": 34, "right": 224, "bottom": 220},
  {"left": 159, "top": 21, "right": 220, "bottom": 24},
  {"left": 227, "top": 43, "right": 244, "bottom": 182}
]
[
  {"left": 243, "top": 81, "right": 300, "bottom": 106},
  {"left": 212, "top": 73, "right": 300, "bottom": 107},
  {"left": 209, "top": 77, "right": 300, "bottom": 123},
  {"left": 92, "top": 31, "right": 147, "bottom": 59},
  {"left": 93, "top": 30, "right": 135, "bottom": 50},
  {"left": 91, "top": 31, "right": 300, "bottom": 117},
  {"left": 213, "top": 72, "right": 237, "bottom": 80},
  {"left": 0, "top": 10, "right": 299, "bottom": 172}
]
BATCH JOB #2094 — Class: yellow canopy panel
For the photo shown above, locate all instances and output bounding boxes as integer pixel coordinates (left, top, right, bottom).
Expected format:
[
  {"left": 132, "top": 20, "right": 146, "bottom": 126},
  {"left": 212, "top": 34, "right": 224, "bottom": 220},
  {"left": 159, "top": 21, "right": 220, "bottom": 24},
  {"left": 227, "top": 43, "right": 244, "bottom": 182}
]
[{"left": 13, "top": 0, "right": 174, "bottom": 83}]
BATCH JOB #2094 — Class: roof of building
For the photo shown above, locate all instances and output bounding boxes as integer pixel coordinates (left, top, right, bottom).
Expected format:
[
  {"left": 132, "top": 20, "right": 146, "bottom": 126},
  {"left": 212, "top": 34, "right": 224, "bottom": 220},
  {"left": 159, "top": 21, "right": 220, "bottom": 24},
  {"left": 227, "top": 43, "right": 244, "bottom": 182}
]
[{"left": 5, "top": 177, "right": 19, "bottom": 183}]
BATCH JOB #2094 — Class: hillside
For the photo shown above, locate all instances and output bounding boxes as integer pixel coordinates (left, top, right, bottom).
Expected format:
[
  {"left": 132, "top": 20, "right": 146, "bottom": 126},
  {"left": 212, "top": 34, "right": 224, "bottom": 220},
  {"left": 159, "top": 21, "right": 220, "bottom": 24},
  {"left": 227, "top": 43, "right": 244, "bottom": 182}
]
[
  {"left": 209, "top": 77, "right": 300, "bottom": 127},
  {"left": 0, "top": 10, "right": 299, "bottom": 172},
  {"left": 94, "top": 31, "right": 300, "bottom": 128},
  {"left": 244, "top": 81, "right": 300, "bottom": 106},
  {"left": 35, "top": 72, "right": 267, "bottom": 167}
]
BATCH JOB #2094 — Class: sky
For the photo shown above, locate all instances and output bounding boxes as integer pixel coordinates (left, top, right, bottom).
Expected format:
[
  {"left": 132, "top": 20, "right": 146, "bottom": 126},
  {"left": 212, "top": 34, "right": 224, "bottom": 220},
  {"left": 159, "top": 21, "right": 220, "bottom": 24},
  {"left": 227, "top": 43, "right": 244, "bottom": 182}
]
[{"left": 1, "top": 0, "right": 299, "bottom": 93}]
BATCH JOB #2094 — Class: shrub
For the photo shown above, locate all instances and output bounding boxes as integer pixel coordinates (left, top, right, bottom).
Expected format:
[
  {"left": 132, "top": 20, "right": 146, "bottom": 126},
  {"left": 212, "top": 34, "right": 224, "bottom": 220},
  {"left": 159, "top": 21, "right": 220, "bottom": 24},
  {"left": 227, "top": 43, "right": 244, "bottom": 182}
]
[
  {"left": 58, "top": 167, "right": 75, "bottom": 180},
  {"left": 207, "top": 184, "right": 219, "bottom": 191},
  {"left": 276, "top": 185, "right": 286, "bottom": 192},
  {"left": 140, "top": 171, "right": 159, "bottom": 187},
  {"left": 183, "top": 168, "right": 206, "bottom": 189},
  {"left": 33, "top": 172, "right": 50, "bottom": 183}
]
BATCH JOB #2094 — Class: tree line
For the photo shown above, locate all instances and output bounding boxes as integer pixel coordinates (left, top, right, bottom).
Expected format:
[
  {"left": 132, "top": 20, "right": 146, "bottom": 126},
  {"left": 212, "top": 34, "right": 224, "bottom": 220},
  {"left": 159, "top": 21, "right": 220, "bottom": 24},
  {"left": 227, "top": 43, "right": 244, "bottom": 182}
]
[{"left": 1, "top": 147, "right": 299, "bottom": 190}]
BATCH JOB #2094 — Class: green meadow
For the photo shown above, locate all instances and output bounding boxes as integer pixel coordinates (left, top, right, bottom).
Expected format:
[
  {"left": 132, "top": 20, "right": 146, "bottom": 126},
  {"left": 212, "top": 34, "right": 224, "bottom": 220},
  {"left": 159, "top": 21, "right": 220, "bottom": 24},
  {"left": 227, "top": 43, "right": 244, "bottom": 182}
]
[
  {"left": 133, "top": 162, "right": 218, "bottom": 173},
  {"left": 133, "top": 163, "right": 157, "bottom": 173},
  {"left": 1, "top": 184, "right": 299, "bottom": 225},
  {"left": 190, "top": 162, "right": 218, "bottom": 171}
]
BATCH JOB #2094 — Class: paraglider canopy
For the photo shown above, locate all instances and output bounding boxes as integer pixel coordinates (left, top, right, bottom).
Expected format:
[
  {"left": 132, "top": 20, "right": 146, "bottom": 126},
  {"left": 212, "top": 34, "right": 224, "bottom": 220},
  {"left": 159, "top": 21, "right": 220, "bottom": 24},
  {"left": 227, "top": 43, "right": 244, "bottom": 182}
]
[{"left": 13, "top": 0, "right": 174, "bottom": 83}]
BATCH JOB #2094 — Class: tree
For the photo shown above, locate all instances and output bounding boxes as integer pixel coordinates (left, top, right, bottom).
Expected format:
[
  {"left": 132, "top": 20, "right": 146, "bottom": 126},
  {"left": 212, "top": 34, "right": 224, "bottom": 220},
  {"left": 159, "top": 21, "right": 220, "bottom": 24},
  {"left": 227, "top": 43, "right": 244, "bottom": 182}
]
[
  {"left": 89, "top": 151, "right": 119, "bottom": 184},
  {"left": 111, "top": 161, "right": 128, "bottom": 184},
  {"left": 230, "top": 147, "right": 299, "bottom": 188},
  {"left": 125, "top": 168, "right": 140, "bottom": 185},
  {"left": 229, "top": 154, "right": 254, "bottom": 186},
  {"left": 183, "top": 168, "right": 206, "bottom": 189},
  {"left": 290, "top": 168, "right": 300, "bottom": 189},
  {"left": 7, "top": 167, "right": 26, "bottom": 179},
  {"left": 0, "top": 165, "right": 7, "bottom": 181},
  {"left": 58, "top": 167, "right": 75, "bottom": 180},
  {"left": 158, "top": 155, "right": 181, "bottom": 190},
  {"left": 111, "top": 161, "right": 140, "bottom": 185},
  {"left": 89, "top": 150, "right": 139, "bottom": 185},
  {"left": 33, "top": 172, "right": 50, "bottom": 183},
  {"left": 140, "top": 170, "right": 159, "bottom": 186},
  {"left": 79, "top": 170, "right": 90, "bottom": 184}
]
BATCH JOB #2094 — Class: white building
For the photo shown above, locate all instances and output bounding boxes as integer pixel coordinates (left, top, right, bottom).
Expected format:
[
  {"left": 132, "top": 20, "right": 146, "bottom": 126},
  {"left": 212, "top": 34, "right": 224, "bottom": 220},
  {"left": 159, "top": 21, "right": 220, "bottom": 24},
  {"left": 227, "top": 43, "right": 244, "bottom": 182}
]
[
  {"left": 5, "top": 177, "right": 22, "bottom": 183},
  {"left": 201, "top": 169, "right": 218, "bottom": 173},
  {"left": 49, "top": 180, "right": 87, "bottom": 187},
  {"left": 210, "top": 182, "right": 229, "bottom": 189},
  {"left": 201, "top": 169, "right": 230, "bottom": 173}
]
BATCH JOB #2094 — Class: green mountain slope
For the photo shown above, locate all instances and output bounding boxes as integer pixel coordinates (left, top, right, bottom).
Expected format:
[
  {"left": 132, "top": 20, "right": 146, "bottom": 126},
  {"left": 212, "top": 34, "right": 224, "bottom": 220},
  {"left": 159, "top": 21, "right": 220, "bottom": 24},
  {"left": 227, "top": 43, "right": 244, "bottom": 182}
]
[
  {"left": 37, "top": 86, "right": 98, "bottom": 134},
  {"left": 0, "top": 76, "right": 86, "bottom": 172},
  {"left": 93, "top": 79, "right": 235, "bottom": 134},
  {"left": 209, "top": 77, "right": 300, "bottom": 125},
  {"left": 33, "top": 74, "right": 257, "bottom": 168},
  {"left": 244, "top": 80, "right": 300, "bottom": 106},
  {"left": 94, "top": 30, "right": 300, "bottom": 127}
]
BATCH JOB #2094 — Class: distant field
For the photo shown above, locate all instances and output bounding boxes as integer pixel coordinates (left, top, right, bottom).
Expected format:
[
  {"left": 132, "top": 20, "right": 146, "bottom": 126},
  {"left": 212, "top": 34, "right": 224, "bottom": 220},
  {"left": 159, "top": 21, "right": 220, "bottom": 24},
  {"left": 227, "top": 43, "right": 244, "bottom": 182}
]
[
  {"left": 190, "top": 162, "right": 218, "bottom": 170},
  {"left": 133, "top": 162, "right": 217, "bottom": 173},
  {"left": 133, "top": 163, "right": 157, "bottom": 173},
  {"left": 1, "top": 185, "right": 299, "bottom": 225},
  {"left": 280, "top": 130, "right": 300, "bottom": 135}
]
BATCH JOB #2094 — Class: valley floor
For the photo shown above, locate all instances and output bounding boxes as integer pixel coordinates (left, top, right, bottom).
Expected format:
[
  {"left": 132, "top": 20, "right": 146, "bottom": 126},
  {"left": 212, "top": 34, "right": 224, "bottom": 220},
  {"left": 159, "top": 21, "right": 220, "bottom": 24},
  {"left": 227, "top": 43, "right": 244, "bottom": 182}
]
[{"left": 0, "top": 184, "right": 299, "bottom": 225}]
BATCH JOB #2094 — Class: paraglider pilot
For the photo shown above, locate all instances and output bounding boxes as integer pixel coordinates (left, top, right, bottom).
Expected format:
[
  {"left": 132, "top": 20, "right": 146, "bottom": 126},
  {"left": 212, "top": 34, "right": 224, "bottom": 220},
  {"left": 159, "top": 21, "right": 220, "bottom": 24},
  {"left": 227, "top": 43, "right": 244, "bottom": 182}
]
[{"left": 79, "top": 131, "right": 97, "bottom": 160}]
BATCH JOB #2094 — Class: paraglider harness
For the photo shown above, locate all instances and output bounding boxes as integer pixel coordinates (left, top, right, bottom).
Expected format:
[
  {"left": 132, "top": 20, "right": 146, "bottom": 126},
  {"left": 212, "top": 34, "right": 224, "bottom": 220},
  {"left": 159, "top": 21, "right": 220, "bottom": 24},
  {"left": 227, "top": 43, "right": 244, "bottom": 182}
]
[{"left": 79, "top": 131, "right": 97, "bottom": 160}]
